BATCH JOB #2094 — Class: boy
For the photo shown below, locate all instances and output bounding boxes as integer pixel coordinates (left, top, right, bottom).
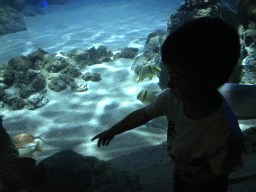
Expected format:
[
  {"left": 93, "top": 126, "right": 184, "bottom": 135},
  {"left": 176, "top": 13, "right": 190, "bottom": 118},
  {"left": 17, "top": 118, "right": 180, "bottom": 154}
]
[{"left": 91, "top": 17, "right": 248, "bottom": 192}]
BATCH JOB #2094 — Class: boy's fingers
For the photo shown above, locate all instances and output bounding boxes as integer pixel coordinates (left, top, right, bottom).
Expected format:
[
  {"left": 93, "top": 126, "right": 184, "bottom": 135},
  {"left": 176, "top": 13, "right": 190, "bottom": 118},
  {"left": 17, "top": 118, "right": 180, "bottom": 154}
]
[
  {"left": 98, "top": 139, "right": 102, "bottom": 147},
  {"left": 91, "top": 137, "right": 97, "bottom": 141},
  {"left": 92, "top": 133, "right": 101, "bottom": 141},
  {"left": 91, "top": 135, "right": 98, "bottom": 141}
]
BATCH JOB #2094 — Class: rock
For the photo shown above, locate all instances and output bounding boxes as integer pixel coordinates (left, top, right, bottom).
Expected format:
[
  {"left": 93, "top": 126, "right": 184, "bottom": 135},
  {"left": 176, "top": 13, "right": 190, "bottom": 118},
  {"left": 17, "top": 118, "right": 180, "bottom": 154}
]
[
  {"left": 27, "top": 48, "right": 48, "bottom": 63},
  {"left": 48, "top": 77, "right": 67, "bottom": 92},
  {"left": 27, "top": 93, "right": 49, "bottom": 110},
  {"left": 0, "top": 64, "right": 7, "bottom": 70},
  {"left": 145, "top": 29, "right": 167, "bottom": 45},
  {"left": 1, "top": 157, "right": 40, "bottom": 191},
  {"left": 19, "top": 85, "right": 37, "bottom": 99},
  {"left": 0, "top": 83, "right": 8, "bottom": 91},
  {"left": 70, "top": 80, "right": 88, "bottom": 92},
  {"left": 31, "top": 150, "right": 141, "bottom": 192},
  {"left": 45, "top": 55, "right": 69, "bottom": 73},
  {"left": 86, "top": 46, "right": 113, "bottom": 65},
  {"left": 8, "top": 56, "right": 34, "bottom": 71},
  {"left": 60, "top": 64, "right": 81, "bottom": 78},
  {"left": 13, "top": 71, "right": 33, "bottom": 88},
  {"left": 0, "top": 69, "right": 15, "bottom": 87},
  {"left": 237, "top": 0, "right": 256, "bottom": 27},
  {"left": 2, "top": 94, "right": 25, "bottom": 110},
  {"left": 0, "top": 101, "right": 4, "bottom": 108},
  {"left": 0, "top": 116, "right": 45, "bottom": 191},
  {"left": 131, "top": 55, "right": 148, "bottom": 75},
  {"left": 2, "top": 45, "right": 115, "bottom": 109},
  {"left": 120, "top": 47, "right": 139, "bottom": 59},
  {"left": 144, "top": 35, "right": 166, "bottom": 60},
  {"left": 240, "top": 52, "right": 256, "bottom": 84},
  {"left": 178, "top": 0, "right": 221, "bottom": 11},
  {"left": 131, "top": 33, "right": 167, "bottom": 75},
  {"left": 69, "top": 46, "right": 113, "bottom": 68},
  {"left": 0, "top": 6, "right": 26, "bottom": 36},
  {"left": 59, "top": 74, "right": 75, "bottom": 85},
  {"left": 29, "top": 73, "right": 46, "bottom": 92},
  {"left": 42, "top": 53, "right": 58, "bottom": 64},
  {"left": 113, "top": 52, "right": 122, "bottom": 60},
  {"left": 33, "top": 59, "right": 47, "bottom": 71},
  {"left": 82, "top": 72, "right": 102, "bottom": 81},
  {"left": 13, "top": 70, "right": 46, "bottom": 99},
  {"left": 1, "top": 0, "right": 25, "bottom": 11},
  {"left": 168, "top": 1, "right": 240, "bottom": 34},
  {"left": 0, "top": 89, "right": 5, "bottom": 100}
]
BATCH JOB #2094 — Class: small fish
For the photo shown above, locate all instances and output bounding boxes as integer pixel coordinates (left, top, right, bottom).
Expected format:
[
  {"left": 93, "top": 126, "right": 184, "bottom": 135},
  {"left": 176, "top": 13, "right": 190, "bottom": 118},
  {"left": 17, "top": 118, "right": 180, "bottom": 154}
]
[
  {"left": 11, "top": 133, "right": 44, "bottom": 149},
  {"left": 18, "top": 141, "right": 43, "bottom": 158},
  {"left": 137, "top": 90, "right": 157, "bottom": 105},
  {"left": 137, "top": 90, "right": 167, "bottom": 121},
  {"left": 136, "top": 65, "right": 161, "bottom": 86}
]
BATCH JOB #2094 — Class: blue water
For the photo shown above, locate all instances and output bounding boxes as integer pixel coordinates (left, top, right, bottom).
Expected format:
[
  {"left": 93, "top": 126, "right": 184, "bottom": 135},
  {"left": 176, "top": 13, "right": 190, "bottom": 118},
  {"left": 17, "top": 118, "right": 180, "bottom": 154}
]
[
  {"left": 0, "top": 0, "right": 182, "bottom": 65},
  {"left": 1, "top": 0, "right": 255, "bottom": 171},
  {"left": 0, "top": 0, "right": 183, "bottom": 163}
]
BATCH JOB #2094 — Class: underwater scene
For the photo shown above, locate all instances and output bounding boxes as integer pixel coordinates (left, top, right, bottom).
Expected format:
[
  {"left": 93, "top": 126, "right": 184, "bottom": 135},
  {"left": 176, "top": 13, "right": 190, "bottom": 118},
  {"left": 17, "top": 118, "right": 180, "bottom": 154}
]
[
  {"left": 1, "top": 0, "right": 256, "bottom": 191},
  {"left": 0, "top": 0, "right": 180, "bottom": 163}
]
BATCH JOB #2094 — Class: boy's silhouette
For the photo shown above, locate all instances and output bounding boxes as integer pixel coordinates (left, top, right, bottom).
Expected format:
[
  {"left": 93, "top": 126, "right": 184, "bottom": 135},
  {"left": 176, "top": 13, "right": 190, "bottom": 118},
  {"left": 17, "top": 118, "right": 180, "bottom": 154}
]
[{"left": 92, "top": 17, "right": 248, "bottom": 192}]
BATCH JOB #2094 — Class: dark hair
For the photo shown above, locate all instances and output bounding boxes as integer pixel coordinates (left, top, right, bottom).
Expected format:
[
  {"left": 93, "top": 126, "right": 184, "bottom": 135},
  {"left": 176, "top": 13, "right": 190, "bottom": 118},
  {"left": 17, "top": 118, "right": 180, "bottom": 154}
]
[{"left": 161, "top": 17, "right": 241, "bottom": 89}]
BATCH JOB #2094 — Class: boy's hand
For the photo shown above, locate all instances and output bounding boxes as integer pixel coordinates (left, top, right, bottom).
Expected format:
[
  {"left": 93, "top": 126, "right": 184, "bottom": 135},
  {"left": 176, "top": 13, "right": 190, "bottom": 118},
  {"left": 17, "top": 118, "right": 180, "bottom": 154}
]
[{"left": 91, "top": 130, "right": 115, "bottom": 147}]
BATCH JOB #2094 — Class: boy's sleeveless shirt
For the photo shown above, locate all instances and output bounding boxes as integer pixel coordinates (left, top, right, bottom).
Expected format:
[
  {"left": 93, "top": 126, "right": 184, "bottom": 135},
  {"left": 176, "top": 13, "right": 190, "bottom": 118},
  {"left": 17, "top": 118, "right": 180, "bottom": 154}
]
[{"left": 145, "top": 88, "right": 248, "bottom": 175}]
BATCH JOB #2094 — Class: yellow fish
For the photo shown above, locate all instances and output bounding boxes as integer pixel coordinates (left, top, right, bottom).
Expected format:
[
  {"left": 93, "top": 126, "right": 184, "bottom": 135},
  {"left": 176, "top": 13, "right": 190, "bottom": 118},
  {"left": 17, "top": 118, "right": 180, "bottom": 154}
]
[
  {"left": 137, "top": 90, "right": 167, "bottom": 121},
  {"left": 136, "top": 65, "right": 161, "bottom": 86},
  {"left": 11, "top": 133, "right": 44, "bottom": 149},
  {"left": 18, "top": 141, "right": 43, "bottom": 158},
  {"left": 137, "top": 90, "right": 157, "bottom": 105}
]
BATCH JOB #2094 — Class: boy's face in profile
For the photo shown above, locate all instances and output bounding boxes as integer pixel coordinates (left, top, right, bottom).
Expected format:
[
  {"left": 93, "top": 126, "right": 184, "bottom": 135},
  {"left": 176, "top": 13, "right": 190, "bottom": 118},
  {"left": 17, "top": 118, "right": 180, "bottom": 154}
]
[
  {"left": 164, "top": 63, "right": 202, "bottom": 103},
  {"left": 164, "top": 63, "right": 222, "bottom": 119}
]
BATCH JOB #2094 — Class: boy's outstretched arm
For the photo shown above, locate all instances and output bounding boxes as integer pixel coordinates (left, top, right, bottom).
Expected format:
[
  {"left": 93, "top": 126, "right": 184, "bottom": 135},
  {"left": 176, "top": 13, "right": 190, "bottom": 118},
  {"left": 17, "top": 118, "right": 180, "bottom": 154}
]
[
  {"left": 108, "top": 107, "right": 153, "bottom": 135},
  {"left": 91, "top": 108, "right": 153, "bottom": 147}
]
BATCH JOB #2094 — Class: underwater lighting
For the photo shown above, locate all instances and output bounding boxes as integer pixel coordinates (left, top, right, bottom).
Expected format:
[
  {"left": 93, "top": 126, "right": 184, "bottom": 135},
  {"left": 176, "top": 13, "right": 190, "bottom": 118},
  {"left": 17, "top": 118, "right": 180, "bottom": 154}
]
[
  {"left": 97, "top": 89, "right": 107, "bottom": 95},
  {"left": 125, "top": 87, "right": 137, "bottom": 94}
]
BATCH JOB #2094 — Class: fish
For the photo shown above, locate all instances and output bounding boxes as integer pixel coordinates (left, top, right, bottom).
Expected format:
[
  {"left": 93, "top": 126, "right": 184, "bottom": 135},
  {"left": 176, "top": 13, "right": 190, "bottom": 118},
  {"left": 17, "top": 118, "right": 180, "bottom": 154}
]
[
  {"left": 136, "top": 65, "right": 161, "bottom": 86},
  {"left": 137, "top": 90, "right": 167, "bottom": 121},
  {"left": 18, "top": 141, "right": 43, "bottom": 158},
  {"left": 137, "top": 90, "right": 157, "bottom": 105},
  {"left": 11, "top": 133, "right": 44, "bottom": 149}
]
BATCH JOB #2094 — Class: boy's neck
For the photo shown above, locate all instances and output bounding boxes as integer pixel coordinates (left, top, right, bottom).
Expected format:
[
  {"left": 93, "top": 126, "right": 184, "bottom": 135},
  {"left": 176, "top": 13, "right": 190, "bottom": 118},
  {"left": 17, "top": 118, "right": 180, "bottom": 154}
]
[{"left": 183, "top": 90, "right": 222, "bottom": 119}]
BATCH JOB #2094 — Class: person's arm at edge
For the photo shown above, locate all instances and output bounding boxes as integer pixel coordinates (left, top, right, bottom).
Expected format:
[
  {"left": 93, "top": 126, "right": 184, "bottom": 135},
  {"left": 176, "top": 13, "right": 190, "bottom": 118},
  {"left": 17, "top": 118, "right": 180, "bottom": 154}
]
[{"left": 108, "top": 107, "right": 153, "bottom": 136}]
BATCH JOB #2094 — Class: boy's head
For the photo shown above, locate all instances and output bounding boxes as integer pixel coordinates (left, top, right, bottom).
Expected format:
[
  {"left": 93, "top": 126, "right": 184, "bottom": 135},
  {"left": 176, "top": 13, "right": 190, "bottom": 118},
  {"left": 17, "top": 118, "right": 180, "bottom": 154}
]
[{"left": 161, "top": 17, "right": 241, "bottom": 90}]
